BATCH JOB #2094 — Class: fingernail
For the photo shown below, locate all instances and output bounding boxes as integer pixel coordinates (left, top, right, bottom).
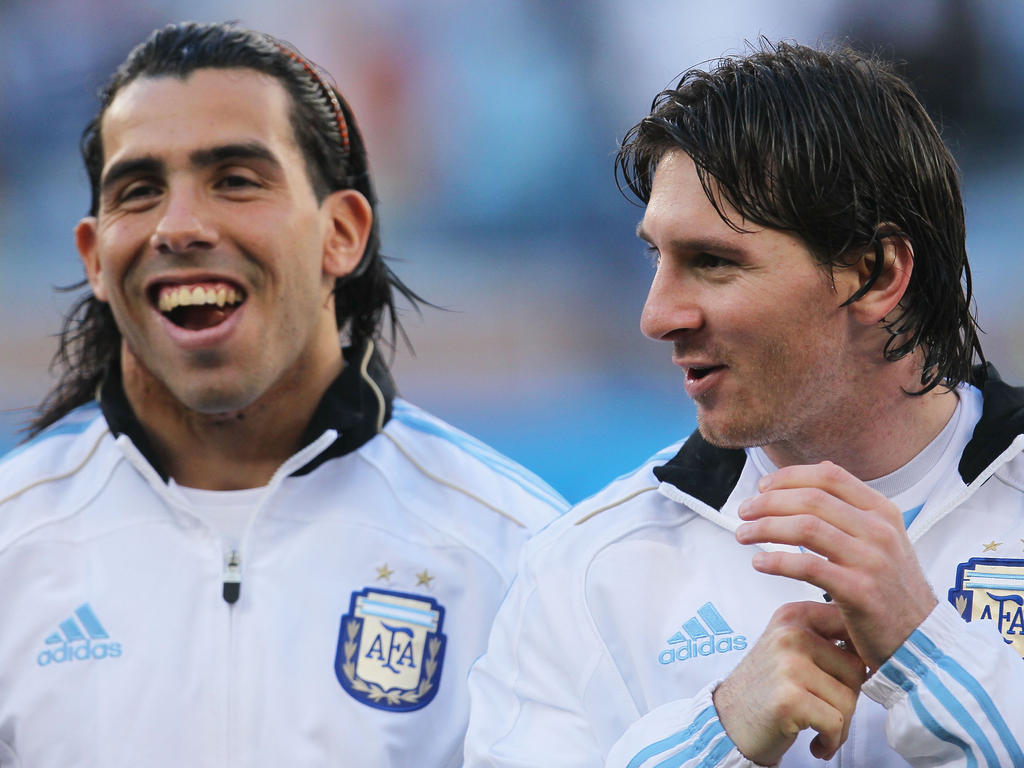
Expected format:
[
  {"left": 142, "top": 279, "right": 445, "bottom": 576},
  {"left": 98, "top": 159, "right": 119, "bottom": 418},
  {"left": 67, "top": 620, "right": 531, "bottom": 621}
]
[
  {"left": 738, "top": 499, "right": 751, "bottom": 518},
  {"left": 757, "top": 474, "right": 772, "bottom": 491}
]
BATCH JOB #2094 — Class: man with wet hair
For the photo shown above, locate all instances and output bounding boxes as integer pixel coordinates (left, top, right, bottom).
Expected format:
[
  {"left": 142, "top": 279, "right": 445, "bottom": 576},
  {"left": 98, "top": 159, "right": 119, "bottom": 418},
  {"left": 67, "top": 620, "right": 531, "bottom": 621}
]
[
  {"left": 466, "top": 41, "right": 1024, "bottom": 767},
  {"left": 0, "top": 21, "right": 565, "bottom": 766}
]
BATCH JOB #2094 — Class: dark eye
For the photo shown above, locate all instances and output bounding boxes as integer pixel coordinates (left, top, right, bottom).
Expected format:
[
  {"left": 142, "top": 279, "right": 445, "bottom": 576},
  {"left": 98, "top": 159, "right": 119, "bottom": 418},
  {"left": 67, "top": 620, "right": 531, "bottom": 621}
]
[
  {"left": 218, "top": 173, "right": 260, "bottom": 189},
  {"left": 645, "top": 245, "right": 661, "bottom": 267},
  {"left": 119, "top": 181, "right": 160, "bottom": 202},
  {"left": 695, "top": 252, "right": 732, "bottom": 269}
]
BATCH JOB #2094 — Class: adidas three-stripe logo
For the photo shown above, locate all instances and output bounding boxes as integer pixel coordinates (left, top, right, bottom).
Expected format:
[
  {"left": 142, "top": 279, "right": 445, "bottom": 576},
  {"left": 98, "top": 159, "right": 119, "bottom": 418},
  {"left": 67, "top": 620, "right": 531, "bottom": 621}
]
[
  {"left": 37, "top": 603, "right": 122, "bottom": 667},
  {"left": 659, "top": 602, "right": 747, "bottom": 665}
]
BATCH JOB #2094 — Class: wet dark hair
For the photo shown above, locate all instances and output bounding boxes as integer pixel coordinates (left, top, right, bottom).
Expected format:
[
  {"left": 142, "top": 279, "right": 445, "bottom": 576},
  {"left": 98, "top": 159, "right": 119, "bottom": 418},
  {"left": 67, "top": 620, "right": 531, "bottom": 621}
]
[
  {"left": 30, "top": 21, "right": 422, "bottom": 436},
  {"left": 616, "top": 39, "right": 983, "bottom": 393}
]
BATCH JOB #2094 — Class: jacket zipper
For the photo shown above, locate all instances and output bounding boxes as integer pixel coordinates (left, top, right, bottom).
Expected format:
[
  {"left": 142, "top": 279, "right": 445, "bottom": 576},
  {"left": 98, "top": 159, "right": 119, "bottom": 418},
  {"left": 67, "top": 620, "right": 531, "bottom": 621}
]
[{"left": 223, "top": 549, "right": 242, "bottom": 604}]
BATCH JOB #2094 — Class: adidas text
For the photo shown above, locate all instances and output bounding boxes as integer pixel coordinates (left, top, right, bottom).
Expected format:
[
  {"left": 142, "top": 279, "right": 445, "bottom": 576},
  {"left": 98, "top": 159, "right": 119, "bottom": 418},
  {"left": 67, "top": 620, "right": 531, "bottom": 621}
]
[
  {"left": 658, "top": 634, "right": 746, "bottom": 664},
  {"left": 37, "top": 639, "right": 122, "bottom": 666}
]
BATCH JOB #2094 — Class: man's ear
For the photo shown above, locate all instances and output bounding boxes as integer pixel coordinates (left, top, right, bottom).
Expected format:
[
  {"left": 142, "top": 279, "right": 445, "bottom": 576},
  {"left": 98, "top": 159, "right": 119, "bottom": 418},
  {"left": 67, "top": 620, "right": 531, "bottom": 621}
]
[
  {"left": 75, "top": 217, "right": 108, "bottom": 302},
  {"left": 321, "top": 189, "right": 373, "bottom": 279},
  {"left": 843, "top": 233, "right": 913, "bottom": 326}
]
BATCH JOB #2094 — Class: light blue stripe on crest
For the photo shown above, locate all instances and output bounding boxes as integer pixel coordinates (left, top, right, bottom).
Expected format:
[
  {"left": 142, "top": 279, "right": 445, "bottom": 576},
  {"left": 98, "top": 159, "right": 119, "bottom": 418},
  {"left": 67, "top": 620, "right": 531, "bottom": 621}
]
[
  {"left": 909, "top": 629, "right": 1023, "bottom": 765},
  {"left": 963, "top": 572, "right": 1024, "bottom": 582},
  {"left": 358, "top": 598, "right": 438, "bottom": 628},
  {"left": 892, "top": 646, "right": 1001, "bottom": 768},
  {"left": 75, "top": 603, "right": 109, "bottom": 639},
  {"left": 697, "top": 603, "right": 732, "bottom": 635},
  {"left": 627, "top": 706, "right": 716, "bottom": 768},
  {"left": 391, "top": 402, "right": 566, "bottom": 511}
]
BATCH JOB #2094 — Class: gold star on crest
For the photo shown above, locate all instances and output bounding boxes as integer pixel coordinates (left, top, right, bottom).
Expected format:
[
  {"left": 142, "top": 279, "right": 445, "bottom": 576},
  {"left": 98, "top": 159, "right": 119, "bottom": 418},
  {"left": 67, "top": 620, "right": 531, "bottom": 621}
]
[
  {"left": 983, "top": 541, "right": 1001, "bottom": 553},
  {"left": 416, "top": 569, "right": 434, "bottom": 588},
  {"left": 375, "top": 563, "right": 394, "bottom": 582}
]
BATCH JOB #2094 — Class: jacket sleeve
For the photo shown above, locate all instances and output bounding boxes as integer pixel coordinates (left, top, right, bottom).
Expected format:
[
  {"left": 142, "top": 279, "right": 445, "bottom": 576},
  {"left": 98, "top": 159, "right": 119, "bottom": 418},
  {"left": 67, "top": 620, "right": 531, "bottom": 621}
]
[
  {"left": 603, "top": 685, "right": 766, "bottom": 768},
  {"left": 464, "top": 557, "right": 764, "bottom": 768},
  {"left": 464, "top": 559, "right": 608, "bottom": 767},
  {"left": 863, "top": 600, "right": 1024, "bottom": 767}
]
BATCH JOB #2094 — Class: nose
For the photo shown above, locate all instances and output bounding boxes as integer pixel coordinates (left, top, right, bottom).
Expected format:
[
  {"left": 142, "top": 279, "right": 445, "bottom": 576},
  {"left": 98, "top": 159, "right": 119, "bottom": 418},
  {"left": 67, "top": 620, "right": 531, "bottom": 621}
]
[
  {"left": 150, "top": 186, "right": 217, "bottom": 254},
  {"left": 640, "top": 265, "right": 703, "bottom": 341}
]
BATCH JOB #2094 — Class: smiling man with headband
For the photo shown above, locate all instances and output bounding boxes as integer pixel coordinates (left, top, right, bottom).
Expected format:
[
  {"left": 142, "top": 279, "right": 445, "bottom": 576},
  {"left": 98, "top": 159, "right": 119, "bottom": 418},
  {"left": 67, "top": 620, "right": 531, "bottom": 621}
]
[{"left": 0, "top": 21, "right": 565, "bottom": 766}]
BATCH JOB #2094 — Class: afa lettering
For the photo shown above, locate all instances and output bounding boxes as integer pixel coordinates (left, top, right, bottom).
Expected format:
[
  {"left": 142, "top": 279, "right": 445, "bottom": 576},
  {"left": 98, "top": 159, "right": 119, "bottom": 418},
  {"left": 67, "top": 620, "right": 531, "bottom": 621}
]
[
  {"left": 980, "top": 592, "right": 1024, "bottom": 641},
  {"left": 364, "top": 622, "right": 417, "bottom": 674}
]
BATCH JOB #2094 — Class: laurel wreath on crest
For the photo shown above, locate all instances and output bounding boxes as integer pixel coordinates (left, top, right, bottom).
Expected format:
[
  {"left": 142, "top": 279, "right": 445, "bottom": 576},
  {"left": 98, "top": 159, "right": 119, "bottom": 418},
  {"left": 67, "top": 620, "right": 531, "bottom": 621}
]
[
  {"left": 340, "top": 618, "right": 442, "bottom": 706},
  {"left": 954, "top": 595, "right": 968, "bottom": 617}
]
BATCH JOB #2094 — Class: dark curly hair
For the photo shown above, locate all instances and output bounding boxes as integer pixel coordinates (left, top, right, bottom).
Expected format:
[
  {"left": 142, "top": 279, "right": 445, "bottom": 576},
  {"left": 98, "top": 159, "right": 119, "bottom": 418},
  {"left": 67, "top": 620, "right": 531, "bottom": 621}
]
[
  {"left": 616, "top": 39, "right": 983, "bottom": 393},
  {"left": 29, "top": 21, "right": 422, "bottom": 436}
]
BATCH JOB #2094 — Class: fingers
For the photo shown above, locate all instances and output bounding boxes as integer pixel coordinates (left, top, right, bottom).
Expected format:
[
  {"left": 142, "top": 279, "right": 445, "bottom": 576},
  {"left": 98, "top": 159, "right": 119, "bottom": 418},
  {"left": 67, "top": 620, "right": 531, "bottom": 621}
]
[
  {"left": 759, "top": 461, "right": 887, "bottom": 511},
  {"left": 738, "top": 481, "right": 902, "bottom": 542},
  {"left": 714, "top": 602, "right": 865, "bottom": 765},
  {"left": 770, "top": 604, "right": 865, "bottom": 759}
]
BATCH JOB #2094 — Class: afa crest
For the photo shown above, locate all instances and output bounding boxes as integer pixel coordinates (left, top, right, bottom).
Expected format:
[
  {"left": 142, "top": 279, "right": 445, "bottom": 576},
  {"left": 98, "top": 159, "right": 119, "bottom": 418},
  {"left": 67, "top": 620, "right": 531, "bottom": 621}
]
[
  {"left": 335, "top": 588, "right": 447, "bottom": 712},
  {"left": 948, "top": 557, "right": 1024, "bottom": 658}
]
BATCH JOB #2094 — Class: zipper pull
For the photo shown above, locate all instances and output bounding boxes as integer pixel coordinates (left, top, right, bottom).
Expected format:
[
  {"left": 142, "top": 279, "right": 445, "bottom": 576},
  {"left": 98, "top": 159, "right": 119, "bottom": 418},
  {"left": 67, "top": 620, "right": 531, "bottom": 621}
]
[{"left": 223, "top": 549, "right": 241, "bottom": 604}]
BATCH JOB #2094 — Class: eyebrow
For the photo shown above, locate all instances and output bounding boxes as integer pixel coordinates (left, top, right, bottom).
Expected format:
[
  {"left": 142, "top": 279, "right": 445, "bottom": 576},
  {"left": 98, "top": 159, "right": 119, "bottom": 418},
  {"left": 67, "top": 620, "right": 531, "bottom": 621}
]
[
  {"left": 100, "top": 156, "right": 164, "bottom": 195},
  {"left": 188, "top": 142, "right": 281, "bottom": 170},
  {"left": 100, "top": 142, "right": 283, "bottom": 196}
]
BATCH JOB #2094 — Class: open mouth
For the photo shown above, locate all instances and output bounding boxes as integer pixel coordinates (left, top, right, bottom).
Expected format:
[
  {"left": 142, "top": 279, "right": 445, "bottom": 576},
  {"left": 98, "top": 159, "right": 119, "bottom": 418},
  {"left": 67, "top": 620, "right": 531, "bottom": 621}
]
[
  {"left": 153, "top": 281, "right": 246, "bottom": 331},
  {"left": 687, "top": 365, "right": 722, "bottom": 381}
]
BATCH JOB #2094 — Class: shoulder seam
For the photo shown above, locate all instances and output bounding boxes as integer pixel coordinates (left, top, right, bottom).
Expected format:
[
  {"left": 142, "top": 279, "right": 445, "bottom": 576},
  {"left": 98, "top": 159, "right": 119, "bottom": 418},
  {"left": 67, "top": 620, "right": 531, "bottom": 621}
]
[
  {"left": 0, "top": 426, "right": 110, "bottom": 507},
  {"left": 389, "top": 402, "right": 567, "bottom": 511},
  {"left": 574, "top": 485, "right": 660, "bottom": 525},
  {"left": 380, "top": 431, "right": 528, "bottom": 528}
]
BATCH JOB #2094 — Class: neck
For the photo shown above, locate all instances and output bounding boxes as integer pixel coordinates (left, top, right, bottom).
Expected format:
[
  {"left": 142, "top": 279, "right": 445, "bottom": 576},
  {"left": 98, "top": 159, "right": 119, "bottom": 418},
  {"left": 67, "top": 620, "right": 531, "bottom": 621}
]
[
  {"left": 762, "top": 359, "right": 961, "bottom": 481},
  {"left": 121, "top": 348, "right": 343, "bottom": 491}
]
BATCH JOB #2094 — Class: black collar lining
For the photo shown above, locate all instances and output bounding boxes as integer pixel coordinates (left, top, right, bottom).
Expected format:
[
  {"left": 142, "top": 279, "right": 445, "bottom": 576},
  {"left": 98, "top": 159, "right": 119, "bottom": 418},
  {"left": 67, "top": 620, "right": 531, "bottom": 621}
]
[
  {"left": 654, "top": 363, "right": 1024, "bottom": 509},
  {"left": 99, "top": 340, "right": 395, "bottom": 482}
]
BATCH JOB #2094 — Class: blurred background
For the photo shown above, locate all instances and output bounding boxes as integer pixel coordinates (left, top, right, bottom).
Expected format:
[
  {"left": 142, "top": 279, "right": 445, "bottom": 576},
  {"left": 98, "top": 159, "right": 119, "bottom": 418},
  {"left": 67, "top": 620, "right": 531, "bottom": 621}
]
[{"left": 2, "top": 0, "right": 1023, "bottom": 503}]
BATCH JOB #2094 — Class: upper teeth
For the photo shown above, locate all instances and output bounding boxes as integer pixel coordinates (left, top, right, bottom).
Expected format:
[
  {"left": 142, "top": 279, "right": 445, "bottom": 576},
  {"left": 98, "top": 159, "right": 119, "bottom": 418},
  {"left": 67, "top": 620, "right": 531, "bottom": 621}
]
[{"left": 158, "top": 285, "right": 242, "bottom": 313}]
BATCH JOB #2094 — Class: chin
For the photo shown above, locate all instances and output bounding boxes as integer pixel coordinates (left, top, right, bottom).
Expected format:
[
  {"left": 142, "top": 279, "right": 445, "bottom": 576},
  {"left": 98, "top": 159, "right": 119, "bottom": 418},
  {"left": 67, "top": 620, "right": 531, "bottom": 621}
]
[
  {"left": 176, "top": 386, "right": 260, "bottom": 418},
  {"left": 696, "top": 413, "right": 773, "bottom": 450}
]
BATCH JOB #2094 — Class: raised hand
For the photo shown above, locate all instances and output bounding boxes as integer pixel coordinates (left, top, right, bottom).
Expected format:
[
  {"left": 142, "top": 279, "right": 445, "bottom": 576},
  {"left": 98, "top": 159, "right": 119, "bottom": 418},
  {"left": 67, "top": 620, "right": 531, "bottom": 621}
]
[
  {"left": 735, "top": 461, "right": 938, "bottom": 671},
  {"left": 713, "top": 601, "right": 866, "bottom": 764}
]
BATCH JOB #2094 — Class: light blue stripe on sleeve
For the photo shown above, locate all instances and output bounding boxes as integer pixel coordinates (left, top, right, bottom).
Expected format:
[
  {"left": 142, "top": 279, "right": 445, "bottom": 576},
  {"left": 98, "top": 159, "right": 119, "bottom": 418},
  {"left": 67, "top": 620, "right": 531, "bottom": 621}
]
[
  {"left": 0, "top": 403, "right": 100, "bottom": 463},
  {"left": 696, "top": 733, "right": 737, "bottom": 768},
  {"left": 882, "top": 663, "right": 976, "bottom": 767},
  {"left": 653, "top": 719, "right": 725, "bottom": 768},
  {"left": 391, "top": 402, "right": 567, "bottom": 511},
  {"left": 626, "top": 706, "right": 716, "bottom": 768},
  {"left": 909, "top": 629, "right": 1023, "bottom": 765},
  {"left": 909, "top": 688, "right": 978, "bottom": 768},
  {"left": 892, "top": 646, "right": 1001, "bottom": 768}
]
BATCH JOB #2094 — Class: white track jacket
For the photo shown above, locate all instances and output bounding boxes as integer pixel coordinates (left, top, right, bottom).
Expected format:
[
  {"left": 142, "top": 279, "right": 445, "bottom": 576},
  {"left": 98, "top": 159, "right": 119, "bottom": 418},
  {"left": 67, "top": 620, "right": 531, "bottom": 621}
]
[
  {"left": 466, "top": 365, "right": 1024, "bottom": 767},
  {"left": 0, "top": 342, "right": 567, "bottom": 767}
]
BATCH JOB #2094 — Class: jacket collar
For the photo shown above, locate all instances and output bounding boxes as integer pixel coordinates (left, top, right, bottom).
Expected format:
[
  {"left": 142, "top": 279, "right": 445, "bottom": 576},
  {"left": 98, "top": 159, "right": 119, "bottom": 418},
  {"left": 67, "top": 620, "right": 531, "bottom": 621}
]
[
  {"left": 99, "top": 339, "right": 395, "bottom": 482},
  {"left": 959, "top": 363, "right": 1024, "bottom": 483},
  {"left": 654, "top": 363, "right": 1024, "bottom": 510}
]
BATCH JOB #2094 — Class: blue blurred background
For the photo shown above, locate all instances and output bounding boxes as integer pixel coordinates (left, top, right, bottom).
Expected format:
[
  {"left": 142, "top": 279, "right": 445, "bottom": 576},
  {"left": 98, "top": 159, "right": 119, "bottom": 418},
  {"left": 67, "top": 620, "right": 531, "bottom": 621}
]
[{"left": 3, "top": 0, "right": 1023, "bottom": 503}]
